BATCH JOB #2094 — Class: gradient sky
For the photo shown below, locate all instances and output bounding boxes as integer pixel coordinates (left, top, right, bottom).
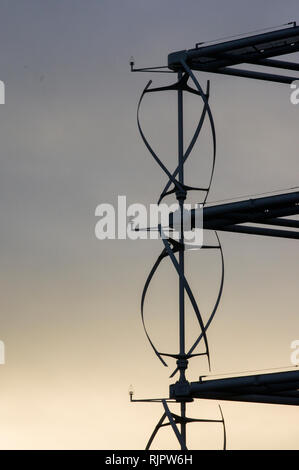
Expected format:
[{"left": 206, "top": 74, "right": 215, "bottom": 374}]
[{"left": 0, "top": 0, "right": 298, "bottom": 449}]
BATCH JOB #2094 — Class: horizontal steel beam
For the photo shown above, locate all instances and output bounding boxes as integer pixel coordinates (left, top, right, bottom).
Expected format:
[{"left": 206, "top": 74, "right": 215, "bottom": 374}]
[
  {"left": 170, "top": 370, "right": 299, "bottom": 405},
  {"left": 169, "top": 191, "right": 299, "bottom": 239},
  {"left": 187, "top": 26, "right": 299, "bottom": 60},
  {"left": 191, "top": 65, "right": 299, "bottom": 84},
  {"left": 168, "top": 26, "right": 299, "bottom": 83},
  {"left": 168, "top": 26, "right": 299, "bottom": 75},
  {"left": 188, "top": 43, "right": 299, "bottom": 72},
  {"left": 191, "top": 393, "right": 299, "bottom": 406},
  {"left": 202, "top": 209, "right": 299, "bottom": 230},
  {"left": 190, "top": 370, "right": 299, "bottom": 392},
  {"left": 254, "top": 58, "right": 299, "bottom": 72},
  {"left": 213, "top": 224, "right": 299, "bottom": 239},
  {"left": 200, "top": 191, "right": 299, "bottom": 222},
  {"left": 256, "top": 217, "right": 299, "bottom": 228}
]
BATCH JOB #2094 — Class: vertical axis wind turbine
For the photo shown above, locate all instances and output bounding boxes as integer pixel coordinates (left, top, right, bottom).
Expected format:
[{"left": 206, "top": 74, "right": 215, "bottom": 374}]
[{"left": 129, "top": 22, "right": 299, "bottom": 450}]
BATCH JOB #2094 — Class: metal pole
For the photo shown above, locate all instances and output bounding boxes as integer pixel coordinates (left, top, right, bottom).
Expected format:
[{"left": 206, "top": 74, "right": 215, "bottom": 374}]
[
  {"left": 177, "top": 70, "right": 187, "bottom": 449},
  {"left": 177, "top": 70, "right": 185, "bottom": 366}
]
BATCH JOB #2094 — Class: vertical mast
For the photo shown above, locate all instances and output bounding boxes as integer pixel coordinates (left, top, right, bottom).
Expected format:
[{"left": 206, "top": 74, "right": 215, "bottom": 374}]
[{"left": 177, "top": 70, "right": 187, "bottom": 449}]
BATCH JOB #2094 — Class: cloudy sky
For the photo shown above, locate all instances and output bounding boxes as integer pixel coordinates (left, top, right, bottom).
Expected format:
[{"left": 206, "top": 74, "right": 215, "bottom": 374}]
[{"left": 0, "top": 0, "right": 298, "bottom": 449}]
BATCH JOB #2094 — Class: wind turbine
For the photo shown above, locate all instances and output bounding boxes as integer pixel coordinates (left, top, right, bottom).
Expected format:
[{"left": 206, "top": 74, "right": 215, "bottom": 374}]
[{"left": 129, "top": 22, "right": 299, "bottom": 450}]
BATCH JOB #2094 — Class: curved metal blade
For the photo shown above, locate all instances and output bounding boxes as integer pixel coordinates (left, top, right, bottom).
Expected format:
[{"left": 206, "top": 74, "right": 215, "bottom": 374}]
[
  {"left": 180, "top": 59, "right": 217, "bottom": 206},
  {"left": 162, "top": 400, "right": 187, "bottom": 450},
  {"left": 145, "top": 412, "right": 167, "bottom": 450},
  {"left": 158, "top": 80, "right": 211, "bottom": 204},
  {"left": 141, "top": 249, "right": 169, "bottom": 366},
  {"left": 218, "top": 405, "right": 227, "bottom": 450},
  {"left": 137, "top": 81, "right": 184, "bottom": 192},
  {"left": 170, "top": 231, "right": 224, "bottom": 378},
  {"left": 160, "top": 226, "right": 210, "bottom": 370}
]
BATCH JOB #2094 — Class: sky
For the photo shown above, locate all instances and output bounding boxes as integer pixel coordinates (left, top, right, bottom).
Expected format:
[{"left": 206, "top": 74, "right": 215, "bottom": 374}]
[{"left": 0, "top": 0, "right": 298, "bottom": 449}]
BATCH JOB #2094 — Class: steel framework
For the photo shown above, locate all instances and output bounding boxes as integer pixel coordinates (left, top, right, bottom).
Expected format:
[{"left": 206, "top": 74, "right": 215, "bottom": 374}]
[{"left": 129, "top": 23, "right": 299, "bottom": 450}]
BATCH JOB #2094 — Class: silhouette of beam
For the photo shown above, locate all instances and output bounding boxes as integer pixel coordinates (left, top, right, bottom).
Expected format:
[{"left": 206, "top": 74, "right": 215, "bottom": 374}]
[
  {"left": 187, "top": 191, "right": 299, "bottom": 239},
  {"left": 168, "top": 25, "right": 299, "bottom": 82},
  {"left": 170, "top": 370, "right": 299, "bottom": 406}
]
